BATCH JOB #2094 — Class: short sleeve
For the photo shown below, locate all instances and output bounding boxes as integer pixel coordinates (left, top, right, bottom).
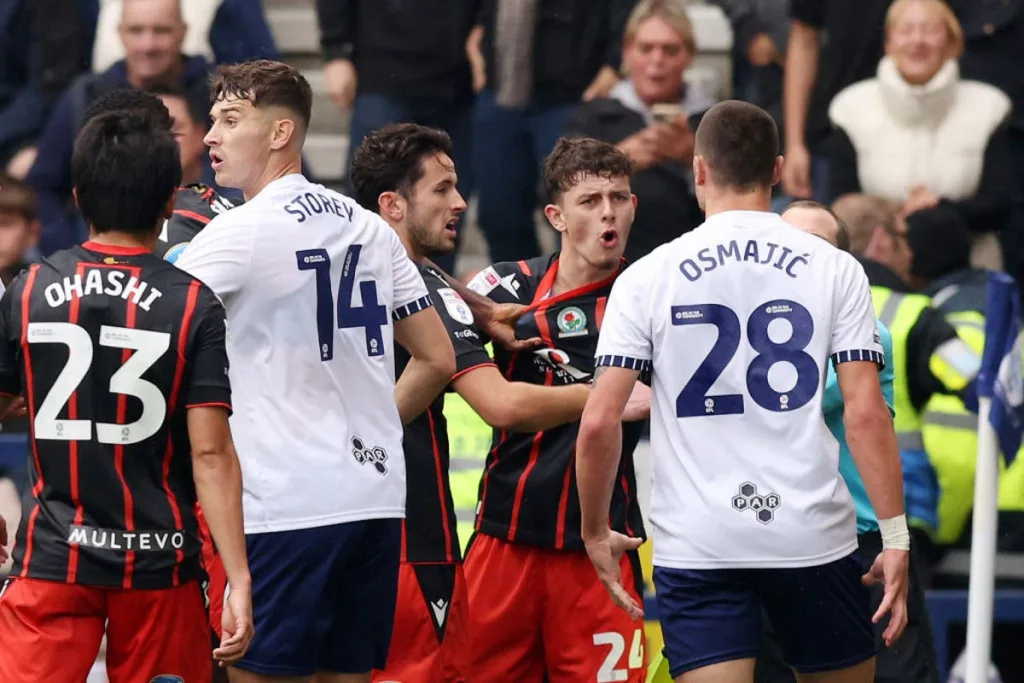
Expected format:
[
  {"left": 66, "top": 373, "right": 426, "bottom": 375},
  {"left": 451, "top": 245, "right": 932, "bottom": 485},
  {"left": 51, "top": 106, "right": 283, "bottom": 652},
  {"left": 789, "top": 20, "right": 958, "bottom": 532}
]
[
  {"left": 430, "top": 284, "right": 493, "bottom": 377},
  {"left": 185, "top": 289, "right": 232, "bottom": 412},
  {"left": 595, "top": 264, "right": 653, "bottom": 372},
  {"left": 174, "top": 213, "right": 254, "bottom": 302},
  {"left": 0, "top": 280, "right": 19, "bottom": 396},
  {"left": 830, "top": 253, "right": 885, "bottom": 368},
  {"left": 789, "top": 0, "right": 825, "bottom": 27},
  {"left": 386, "top": 228, "right": 431, "bottom": 320}
]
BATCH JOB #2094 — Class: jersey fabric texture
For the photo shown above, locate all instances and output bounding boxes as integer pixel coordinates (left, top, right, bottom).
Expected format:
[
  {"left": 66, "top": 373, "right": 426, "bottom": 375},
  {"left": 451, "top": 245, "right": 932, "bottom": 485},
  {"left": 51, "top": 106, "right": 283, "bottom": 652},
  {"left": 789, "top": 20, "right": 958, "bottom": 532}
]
[
  {"left": 0, "top": 242, "right": 231, "bottom": 589},
  {"left": 154, "top": 183, "right": 237, "bottom": 264},
  {"left": 825, "top": 320, "right": 896, "bottom": 534},
  {"left": 595, "top": 210, "right": 884, "bottom": 569},
  {"left": 467, "top": 253, "right": 646, "bottom": 550},
  {"left": 397, "top": 263, "right": 492, "bottom": 564},
  {"left": 174, "top": 174, "right": 431, "bottom": 534}
]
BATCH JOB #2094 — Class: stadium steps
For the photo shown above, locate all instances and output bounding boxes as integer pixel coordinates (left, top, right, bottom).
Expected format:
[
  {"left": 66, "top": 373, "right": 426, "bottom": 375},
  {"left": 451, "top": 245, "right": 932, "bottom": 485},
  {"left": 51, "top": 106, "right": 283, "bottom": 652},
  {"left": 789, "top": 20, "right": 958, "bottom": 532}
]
[{"left": 263, "top": 0, "right": 733, "bottom": 274}]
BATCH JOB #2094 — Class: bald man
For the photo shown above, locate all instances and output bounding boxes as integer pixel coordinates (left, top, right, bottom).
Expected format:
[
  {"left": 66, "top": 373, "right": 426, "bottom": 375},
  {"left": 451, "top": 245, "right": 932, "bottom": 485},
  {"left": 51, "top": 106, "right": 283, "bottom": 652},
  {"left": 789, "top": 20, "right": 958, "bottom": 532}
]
[{"left": 749, "top": 201, "right": 942, "bottom": 683}]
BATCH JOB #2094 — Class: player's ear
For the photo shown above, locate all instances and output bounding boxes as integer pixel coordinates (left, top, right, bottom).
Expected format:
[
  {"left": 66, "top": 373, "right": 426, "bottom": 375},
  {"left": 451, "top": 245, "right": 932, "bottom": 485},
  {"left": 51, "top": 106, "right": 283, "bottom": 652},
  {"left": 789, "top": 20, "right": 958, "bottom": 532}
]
[
  {"left": 270, "top": 118, "right": 296, "bottom": 151},
  {"left": 692, "top": 155, "right": 706, "bottom": 188},
  {"left": 378, "top": 191, "right": 404, "bottom": 224},
  {"left": 543, "top": 203, "right": 567, "bottom": 234},
  {"left": 772, "top": 155, "right": 783, "bottom": 187}
]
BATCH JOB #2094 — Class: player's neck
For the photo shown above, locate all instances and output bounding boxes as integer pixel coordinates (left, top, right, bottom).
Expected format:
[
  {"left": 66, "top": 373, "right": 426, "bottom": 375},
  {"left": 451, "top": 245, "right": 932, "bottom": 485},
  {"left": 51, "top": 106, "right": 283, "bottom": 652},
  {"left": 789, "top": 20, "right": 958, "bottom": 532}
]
[
  {"left": 181, "top": 162, "right": 202, "bottom": 186},
  {"left": 394, "top": 224, "right": 425, "bottom": 263},
  {"left": 701, "top": 188, "right": 773, "bottom": 218},
  {"left": 87, "top": 229, "right": 157, "bottom": 253},
  {"left": 242, "top": 154, "right": 303, "bottom": 201},
  {"left": 553, "top": 249, "right": 617, "bottom": 295}
]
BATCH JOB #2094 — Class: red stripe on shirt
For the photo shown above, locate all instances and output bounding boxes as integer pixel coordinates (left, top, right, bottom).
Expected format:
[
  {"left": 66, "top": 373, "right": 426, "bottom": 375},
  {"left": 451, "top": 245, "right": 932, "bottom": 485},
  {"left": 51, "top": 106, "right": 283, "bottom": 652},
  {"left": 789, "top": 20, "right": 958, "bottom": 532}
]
[{"left": 18, "top": 265, "right": 41, "bottom": 577}]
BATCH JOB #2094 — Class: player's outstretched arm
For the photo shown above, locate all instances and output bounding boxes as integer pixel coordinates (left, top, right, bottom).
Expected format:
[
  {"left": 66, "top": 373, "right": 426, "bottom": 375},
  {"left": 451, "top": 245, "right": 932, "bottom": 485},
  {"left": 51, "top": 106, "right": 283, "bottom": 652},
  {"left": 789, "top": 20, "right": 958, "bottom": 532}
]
[
  {"left": 188, "top": 406, "right": 254, "bottom": 665},
  {"left": 394, "top": 307, "right": 457, "bottom": 425},
  {"left": 577, "top": 366, "right": 645, "bottom": 620},
  {"left": 836, "top": 359, "right": 910, "bottom": 646}
]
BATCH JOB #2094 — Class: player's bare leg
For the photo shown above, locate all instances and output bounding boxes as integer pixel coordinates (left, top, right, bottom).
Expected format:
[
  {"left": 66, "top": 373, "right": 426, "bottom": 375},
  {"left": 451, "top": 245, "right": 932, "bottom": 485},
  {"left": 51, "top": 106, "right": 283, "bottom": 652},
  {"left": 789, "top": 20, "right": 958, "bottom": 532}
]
[
  {"left": 314, "top": 672, "right": 370, "bottom": 683},
  {"left": 795, "top": 658, "right": 875, "bottom": 683},
  {"left": 676, "top": 657, "right": 755, "bottom": 683},
  {"left": 228, "top": 668, "right": 309, "bottom": 683}
]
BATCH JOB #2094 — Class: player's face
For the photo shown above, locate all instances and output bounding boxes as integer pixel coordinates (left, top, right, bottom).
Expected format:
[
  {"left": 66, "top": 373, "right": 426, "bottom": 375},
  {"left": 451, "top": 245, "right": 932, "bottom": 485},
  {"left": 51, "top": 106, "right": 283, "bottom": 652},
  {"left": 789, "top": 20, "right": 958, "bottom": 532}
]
[
  {"left": 782, "top": 206, "right": 839, "bottom": 247},
  {"left": 0, "top": 212, "right": 38, "bottom": 270},
  {"left": 118, "top": 0, "right": 186, "bottom": 83},
  {"left": 623, "top": 16, "right": 692, "bottom": 104},
  {"left": 205, "top": 97, "right": 271, "bottom": 191},
  {"left": 550, "top": 173, "right": 636, "bottom": 271},
  {"left": 406, "top": 153, "right": 466, "bottom": 256},
  {"left": 159, "top": 94, "right": 206, "bottom": 180}
]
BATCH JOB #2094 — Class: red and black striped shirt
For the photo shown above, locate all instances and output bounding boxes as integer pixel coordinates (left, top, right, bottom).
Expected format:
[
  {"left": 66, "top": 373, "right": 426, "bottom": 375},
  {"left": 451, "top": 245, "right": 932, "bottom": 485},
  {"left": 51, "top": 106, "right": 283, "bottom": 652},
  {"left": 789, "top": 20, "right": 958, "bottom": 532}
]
[
  {"left": 0, "top": 242, "right": 232, "bottom": 589},
  {"left": 468, "top": 253, "right": 646, "bottom": 550},
  {"left": 153, "top": 184, "right": 237, "bottom": 263},
  {"left": 395, "top": 264, "right": 492, "bottom": 563}
]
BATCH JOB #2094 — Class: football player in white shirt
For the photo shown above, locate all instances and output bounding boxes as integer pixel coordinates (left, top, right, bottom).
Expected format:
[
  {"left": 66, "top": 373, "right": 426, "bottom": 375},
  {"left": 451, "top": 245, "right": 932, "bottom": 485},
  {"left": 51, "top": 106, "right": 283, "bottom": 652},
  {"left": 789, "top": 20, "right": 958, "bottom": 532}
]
[
  {"left": 174, "top": 61, "right": 456, "bottom": 683},
  {"left": 576, "top": 101, "right": 911, "bottom": 683}
]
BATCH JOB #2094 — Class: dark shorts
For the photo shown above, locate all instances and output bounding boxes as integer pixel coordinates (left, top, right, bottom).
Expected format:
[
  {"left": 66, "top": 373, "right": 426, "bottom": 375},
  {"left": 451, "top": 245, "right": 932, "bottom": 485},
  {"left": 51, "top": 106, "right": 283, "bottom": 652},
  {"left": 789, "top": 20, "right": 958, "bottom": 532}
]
[
  {"left": 236, "top": 518, "right": 402, "bottom": 677},
  {"left": 755, "top": 532, "right": 941, "bottom": 683},
  {"left": 655, "top": 553, "right": 875, "bottom": 678}
]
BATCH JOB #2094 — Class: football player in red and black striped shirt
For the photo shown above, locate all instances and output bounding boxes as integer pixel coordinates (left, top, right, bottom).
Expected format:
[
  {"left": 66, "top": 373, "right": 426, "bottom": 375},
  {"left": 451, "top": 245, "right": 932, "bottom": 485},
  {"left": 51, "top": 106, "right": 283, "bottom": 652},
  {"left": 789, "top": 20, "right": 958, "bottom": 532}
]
[
  {"left": 0, "top": 107, "right": 252, "bottom": 683},
  {"left": 461, "top": 137, "right": 650, "bottom": 682},
  {"left": 350, "top": 126, "right": 651, "bottom": 682}
]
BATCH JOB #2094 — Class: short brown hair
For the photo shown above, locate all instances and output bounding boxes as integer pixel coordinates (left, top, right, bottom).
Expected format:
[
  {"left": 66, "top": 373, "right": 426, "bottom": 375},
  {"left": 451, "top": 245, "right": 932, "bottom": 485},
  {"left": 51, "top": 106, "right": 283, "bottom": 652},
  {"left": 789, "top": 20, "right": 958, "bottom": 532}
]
[
  {"left": 786, "top": 199, "right": 851, "bottom": 252},
  {"left": 210, "top": 60, "right": 313, "bottom": 131},
  {"left": 694, "top": 100, "right": 779, "bottom": 191},
  {"left": 0, "top": 173, "right": 37, "bottom": 221},
  {"left": 543, "top": 136, "right": 633, "bottom": 203},
  {"left": 831, "top": 193, "right": 901, "bottom": 256},
  {"left": 350, "top": 123, "right": 455, "bottom": 211}
]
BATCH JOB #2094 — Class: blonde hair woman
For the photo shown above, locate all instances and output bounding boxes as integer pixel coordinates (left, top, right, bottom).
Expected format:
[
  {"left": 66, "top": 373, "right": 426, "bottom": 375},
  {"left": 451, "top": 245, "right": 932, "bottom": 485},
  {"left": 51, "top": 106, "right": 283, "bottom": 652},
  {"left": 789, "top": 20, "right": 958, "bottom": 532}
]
[{"left": 828, "top": 0, "right": 1012, "bottom": 270}]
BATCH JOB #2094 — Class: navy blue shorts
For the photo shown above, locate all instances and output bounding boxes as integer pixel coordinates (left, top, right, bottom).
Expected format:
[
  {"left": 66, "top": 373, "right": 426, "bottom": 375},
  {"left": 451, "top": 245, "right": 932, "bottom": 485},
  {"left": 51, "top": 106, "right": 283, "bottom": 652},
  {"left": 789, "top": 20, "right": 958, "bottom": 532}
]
[
  {"left": 234, "top": 518, "right": 402, "bottom": 677},
  {"left": 654, "top": 553, "right": 875, "bottom": 678}
]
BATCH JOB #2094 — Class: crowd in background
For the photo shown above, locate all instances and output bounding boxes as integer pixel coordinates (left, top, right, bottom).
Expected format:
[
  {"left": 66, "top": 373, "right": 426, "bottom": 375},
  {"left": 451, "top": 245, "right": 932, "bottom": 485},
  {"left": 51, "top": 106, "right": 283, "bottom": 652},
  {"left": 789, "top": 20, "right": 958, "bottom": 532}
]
[{"left": 3, "top": 0, "right": 1024, "bottom": 676}]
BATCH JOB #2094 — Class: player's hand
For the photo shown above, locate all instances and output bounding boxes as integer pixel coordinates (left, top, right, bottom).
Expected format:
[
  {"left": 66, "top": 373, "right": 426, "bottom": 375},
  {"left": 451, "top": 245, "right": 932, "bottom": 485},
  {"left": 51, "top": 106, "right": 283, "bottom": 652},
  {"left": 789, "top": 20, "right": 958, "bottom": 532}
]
[
  {"left": 215, "top": 584, "right": 254, "bottom": 666},
  {"left": 324, "top": 58, "right": 358, "bottom": 110},
  {"left": 0, "top": 511, "right": 8, "bottom": 564},
  {"left": 584, "top": 528, "right": 644, "bottom": 620},
  {"left": 622, "top": 381, "right": 651, "bottom": 422},
  {"left": 862, "top": 548, "right": 910, "bottom": 647},
  {"left": 486, "top": 303, "right": 543, "bottom": 353},
  {"left": 2, "top": 396, "right": 27, "bottom": 422},
  {"left": 781, "top": 143, "right": 813, "bottom": 199}
]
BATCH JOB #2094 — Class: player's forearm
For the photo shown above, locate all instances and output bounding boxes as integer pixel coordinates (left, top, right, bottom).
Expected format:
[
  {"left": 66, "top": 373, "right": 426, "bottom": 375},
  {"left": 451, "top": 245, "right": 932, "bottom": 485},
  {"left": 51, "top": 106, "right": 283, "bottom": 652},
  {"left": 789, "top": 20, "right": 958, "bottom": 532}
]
[
  {"left": 395, "top": 357, "right": 453, "bottom": 425},
  {"left": 193, "top": 448, "right": 250, "bottom": 591},
  {"left": 502, "top": 382, "right": 591, "bottom": 431},
  {"left": 576, "top": 412, "right": 623, "bottom": 541},
  {"left": 783, "top": 22, "right": 819, "bottom": 148},
  {"left": 844, "top": 403, "right": 906, "bottom": 521}
]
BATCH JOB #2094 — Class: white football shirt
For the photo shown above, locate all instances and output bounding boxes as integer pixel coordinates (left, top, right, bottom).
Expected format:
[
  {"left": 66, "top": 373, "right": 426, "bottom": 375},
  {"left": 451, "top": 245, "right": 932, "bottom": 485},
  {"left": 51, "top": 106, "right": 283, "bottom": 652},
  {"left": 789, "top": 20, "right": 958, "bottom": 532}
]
[
  {"left": 175, "top": 174, "right": 430, "bottom": 533},
  {"left": 596, "top": 211, "right": 884, "bottom": 569}
]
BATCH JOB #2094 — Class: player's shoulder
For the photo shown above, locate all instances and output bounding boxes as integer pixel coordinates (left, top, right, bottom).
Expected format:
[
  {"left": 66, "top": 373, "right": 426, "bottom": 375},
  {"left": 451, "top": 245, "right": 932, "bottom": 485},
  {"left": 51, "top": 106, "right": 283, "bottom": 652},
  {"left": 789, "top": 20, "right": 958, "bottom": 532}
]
[
  {"left": 467, "top": 254, "right": 552, "bottom": 303},
  {"left": 420, "top": 264, "right": 477, "bottom": 327}
]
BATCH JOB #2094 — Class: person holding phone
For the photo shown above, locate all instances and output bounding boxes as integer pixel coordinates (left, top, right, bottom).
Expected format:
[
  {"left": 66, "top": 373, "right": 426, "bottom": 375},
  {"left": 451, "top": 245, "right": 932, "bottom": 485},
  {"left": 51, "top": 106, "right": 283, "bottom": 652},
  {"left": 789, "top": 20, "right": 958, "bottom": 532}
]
[{"left": 565, "top": 0, "right": 715, "bottom": 262}]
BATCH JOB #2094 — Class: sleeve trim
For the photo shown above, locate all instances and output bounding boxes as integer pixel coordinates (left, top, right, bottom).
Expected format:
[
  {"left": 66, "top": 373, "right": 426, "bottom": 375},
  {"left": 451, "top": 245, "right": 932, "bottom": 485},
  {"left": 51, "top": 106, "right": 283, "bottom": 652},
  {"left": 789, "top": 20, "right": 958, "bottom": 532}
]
[
  {"left": 393, "top": 294, "right": 433, "bottom": 321},
  {"left": 451, "top": 361, "right": 497, "bottom": 382},
  {"left": 830, "top": 349, "right": 885, "bottom": 369},
  {"left": 186, "top": 402, "right": 233, "bottom": 412},
  {"left": 596, "top": 354, "right": 651, "bottom": 373}
]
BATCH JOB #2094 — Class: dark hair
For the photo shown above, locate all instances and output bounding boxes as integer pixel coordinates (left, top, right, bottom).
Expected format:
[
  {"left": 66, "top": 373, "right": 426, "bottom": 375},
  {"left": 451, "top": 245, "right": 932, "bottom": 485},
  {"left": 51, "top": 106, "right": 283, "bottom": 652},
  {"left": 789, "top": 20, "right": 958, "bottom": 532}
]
[
  {"left": 543, "top": 136, "right": 633, "bottom": 203},
  {"left": 694, "top": 100, "right": 779, "bottom": 190},
  {"left": 210, "top": 60, "right": 313, "bottom": 131},
  {"left": 83, "top": 87, "right": 172, "bottom": 131},
  {"left": 71, "top": 110, "right": 182, "bottom": 235},
  {"left": 350, "top": 123, "right": 455, "bottom": 211},
  {"left": 143, "top": 81, "right": 209, "bottom": 130},
  {"left": 906, "top": 204, "right": 972, "bottom": 281},
  {"left": 0, "top": 173, "right": 37, "bottom": 221},
  {"left": 786, "top": 199, "right": 851, "bottom": 252}
]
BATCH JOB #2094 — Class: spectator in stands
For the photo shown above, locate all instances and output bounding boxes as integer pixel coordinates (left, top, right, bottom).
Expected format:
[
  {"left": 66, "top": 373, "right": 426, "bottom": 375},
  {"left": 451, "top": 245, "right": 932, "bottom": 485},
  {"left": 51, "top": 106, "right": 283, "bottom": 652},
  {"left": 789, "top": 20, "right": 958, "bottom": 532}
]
[
  {"left": 150, "top": 83, "right": 208, "bottom": 187},
  {"left": 88, "top": 0, "right": 279, "bottom": 73},
  {"left": 316, "top": 0, "right": 477, "bottom": 274},
  {"left": 782, "top": 0, "right": 894, "bottom": 203},
  {"left": 566, "top": 0, "right": 713, "bottom": 263},
  {"left": 0, "top": 0, "right": 49, "bottom": 179},
  {"left": 705, "top": 0, "right": 786, "bottom": 119},
  {"left": 468, "top": 0, "right": 636, "bottom": 262},
  {"left": 828, "top": 0, "right": 1013, "bottom": 271},
  {"left": 25, "top": 0, "right": 212, "bottom": 256}
]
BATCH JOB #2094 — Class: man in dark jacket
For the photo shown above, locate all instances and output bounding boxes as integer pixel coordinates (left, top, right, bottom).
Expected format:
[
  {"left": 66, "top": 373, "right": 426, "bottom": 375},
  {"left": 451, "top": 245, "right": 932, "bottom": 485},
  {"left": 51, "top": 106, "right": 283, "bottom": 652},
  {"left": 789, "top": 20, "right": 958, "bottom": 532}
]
[
  {"left": 25, "top": 0, "right": 211, "bottom": 256},
  {"left": 0, "top": 0, "right": 50, "bottom": 176}
]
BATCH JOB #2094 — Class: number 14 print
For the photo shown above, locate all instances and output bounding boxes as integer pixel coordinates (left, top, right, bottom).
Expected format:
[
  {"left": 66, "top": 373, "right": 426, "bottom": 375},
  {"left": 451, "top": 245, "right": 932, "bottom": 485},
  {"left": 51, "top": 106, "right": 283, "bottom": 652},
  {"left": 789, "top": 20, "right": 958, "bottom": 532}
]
[{"left": 673, "top": 299, "right": 818, "bottom": 417}]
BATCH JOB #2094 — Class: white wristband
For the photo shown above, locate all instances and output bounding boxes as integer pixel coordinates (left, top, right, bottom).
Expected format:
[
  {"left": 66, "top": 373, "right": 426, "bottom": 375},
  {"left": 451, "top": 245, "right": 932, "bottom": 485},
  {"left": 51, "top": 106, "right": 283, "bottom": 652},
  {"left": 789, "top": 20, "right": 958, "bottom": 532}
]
[{"left": 878, "top": 514, "right": 911, "bottom": 551}]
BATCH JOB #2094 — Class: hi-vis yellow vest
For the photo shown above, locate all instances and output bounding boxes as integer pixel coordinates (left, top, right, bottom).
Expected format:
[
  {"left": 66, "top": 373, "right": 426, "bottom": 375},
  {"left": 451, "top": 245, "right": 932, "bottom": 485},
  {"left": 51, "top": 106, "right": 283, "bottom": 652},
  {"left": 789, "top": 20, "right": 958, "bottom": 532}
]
[
  {"left": 922, "top": 311, "right": 1024, "bottom": 545},
  {"left": 443, "top": 344, "right": 494, "bottom": 553}
]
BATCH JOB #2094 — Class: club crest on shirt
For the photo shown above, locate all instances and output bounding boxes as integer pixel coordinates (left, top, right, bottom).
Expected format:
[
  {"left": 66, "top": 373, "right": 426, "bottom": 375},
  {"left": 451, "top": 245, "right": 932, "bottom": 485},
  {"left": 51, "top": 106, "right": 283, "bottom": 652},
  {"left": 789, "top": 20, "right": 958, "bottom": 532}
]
[
  {"left": 556, "top": 306, "right": 588, "bottom": 338},
  {"left": 437, "top": 288, "right": 474, "bottom": 325}
]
